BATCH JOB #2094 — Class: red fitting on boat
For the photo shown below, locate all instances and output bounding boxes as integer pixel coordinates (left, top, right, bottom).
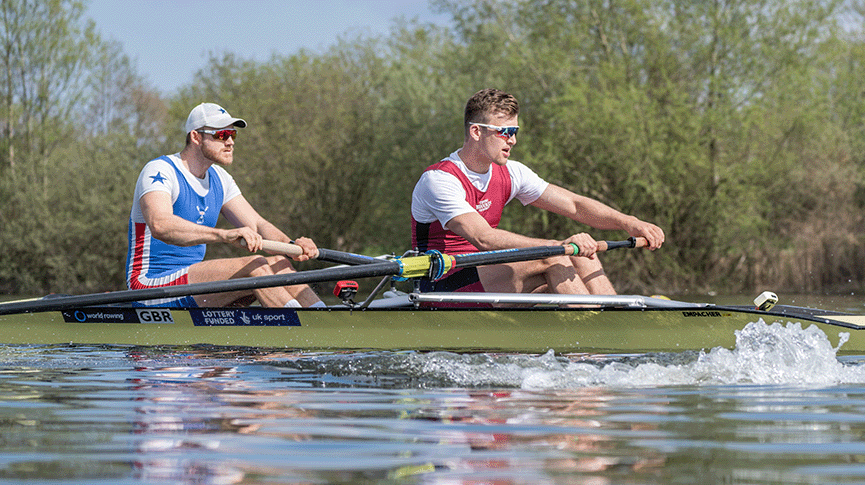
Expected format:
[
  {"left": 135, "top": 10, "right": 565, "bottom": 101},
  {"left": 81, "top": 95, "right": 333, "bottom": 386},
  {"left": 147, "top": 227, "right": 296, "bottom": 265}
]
[{"left": 333, "top": 280, "right": 359, "bottom": 301}]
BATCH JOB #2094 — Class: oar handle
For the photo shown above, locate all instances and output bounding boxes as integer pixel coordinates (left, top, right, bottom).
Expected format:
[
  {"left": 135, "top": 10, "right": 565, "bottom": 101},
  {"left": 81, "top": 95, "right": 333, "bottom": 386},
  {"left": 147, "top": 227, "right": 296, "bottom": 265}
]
[
  {"left": 261, "top": 240, "right": 306, "bottom": 257},
  {"left": 243, "top": 239, "right": 380, "bottom": 266},
  {"left": 241, "top": 238, "right": 307, "bottom": 257},
  {"left": 601, "top": 236, "right": 649, "bottom": 251},
  {"left": 564, "top": 237, "right": 649, "bottom": 255}
]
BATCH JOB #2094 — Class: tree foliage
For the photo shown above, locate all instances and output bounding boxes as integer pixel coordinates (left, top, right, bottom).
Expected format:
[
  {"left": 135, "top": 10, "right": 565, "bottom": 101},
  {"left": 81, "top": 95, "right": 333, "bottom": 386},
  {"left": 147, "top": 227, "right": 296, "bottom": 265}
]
[
  {"left": 0, "top": 0, "right": 168, "bottom": 294},
  {"left": 3, "top": 0, "right": 865, "bottom": 296}
]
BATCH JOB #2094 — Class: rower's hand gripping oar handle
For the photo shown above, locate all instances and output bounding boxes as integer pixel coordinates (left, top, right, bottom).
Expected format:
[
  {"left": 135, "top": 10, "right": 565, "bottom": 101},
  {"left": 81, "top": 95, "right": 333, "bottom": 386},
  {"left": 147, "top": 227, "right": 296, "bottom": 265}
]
[
  {"left": 263, "top": 240, "right": 309, "bottom": 257},
  {"left": 241, "top": 238, "right": 307, "bottom": 257},
  {"left": 564, "top": 236, "right": 649, "bottom": 256}
]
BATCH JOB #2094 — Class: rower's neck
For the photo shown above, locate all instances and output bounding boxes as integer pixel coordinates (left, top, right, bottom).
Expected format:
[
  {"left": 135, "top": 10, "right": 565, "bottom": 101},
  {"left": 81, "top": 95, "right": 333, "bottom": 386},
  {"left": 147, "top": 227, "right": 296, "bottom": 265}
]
[
  {"left": 179, "top": 147, "right": 211, "bottom": 179},
  {"left": 457, "top": 147, "right": 491, "bottom": 174}
]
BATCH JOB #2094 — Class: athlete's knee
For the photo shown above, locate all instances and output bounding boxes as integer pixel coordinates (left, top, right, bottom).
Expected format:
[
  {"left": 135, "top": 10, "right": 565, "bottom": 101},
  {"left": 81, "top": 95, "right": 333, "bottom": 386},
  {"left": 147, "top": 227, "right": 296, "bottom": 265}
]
[
  {"left": 544, "top": 255, "right": 607, "bottom": 283},
  {"left": 538, "top": 255, "right": 575, "bottom": 273},
  {"left": 269, "top": 255, "right": 296, "bottom": 274},
  {"left": 570, "top": 255, "right": 605, "bottom": 273},
  {"left": 247, "top": 255, "right": 277, "bottom": 277},
  {"left": 570, "top": 256, "right": 610, "bottom": 290}
]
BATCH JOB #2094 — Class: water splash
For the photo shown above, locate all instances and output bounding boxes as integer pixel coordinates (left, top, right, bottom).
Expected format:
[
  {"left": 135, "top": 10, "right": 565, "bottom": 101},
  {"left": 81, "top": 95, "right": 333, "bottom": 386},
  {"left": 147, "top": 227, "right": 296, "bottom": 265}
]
[
  {"left": 4, "top": 320, "right": 864, "bottom": 392},
  {"left": 190, "top": 320, "right": 865, "bottom": 390},
  {"left": 348, "top": 320, "right": 865, "bottom": 389},
  {"left": 693, "top": 320, "right": 854, "bottom": 385}
]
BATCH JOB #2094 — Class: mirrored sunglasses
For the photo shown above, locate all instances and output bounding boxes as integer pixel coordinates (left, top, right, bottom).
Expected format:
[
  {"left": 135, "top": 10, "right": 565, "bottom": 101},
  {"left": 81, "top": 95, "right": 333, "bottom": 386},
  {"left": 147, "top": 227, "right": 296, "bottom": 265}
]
[
  {"left": 197, "top": 129, "right": 237, "bottom": 141},
  {"left": 470, "top": 122, "right": 519, "bottom": 139}
]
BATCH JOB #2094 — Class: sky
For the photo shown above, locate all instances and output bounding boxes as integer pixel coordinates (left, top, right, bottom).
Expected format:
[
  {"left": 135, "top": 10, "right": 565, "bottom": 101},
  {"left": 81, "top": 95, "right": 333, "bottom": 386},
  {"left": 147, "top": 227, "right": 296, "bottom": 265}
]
[{"left": 85, "top": 0, "right": 450, "bottom": 95}]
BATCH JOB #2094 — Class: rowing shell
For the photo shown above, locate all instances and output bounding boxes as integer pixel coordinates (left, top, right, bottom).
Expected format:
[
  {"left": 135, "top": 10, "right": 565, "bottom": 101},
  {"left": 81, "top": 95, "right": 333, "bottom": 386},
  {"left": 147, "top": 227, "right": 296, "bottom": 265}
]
[{"left": 2, "top": 293, "right": 863, "bottom": 353}]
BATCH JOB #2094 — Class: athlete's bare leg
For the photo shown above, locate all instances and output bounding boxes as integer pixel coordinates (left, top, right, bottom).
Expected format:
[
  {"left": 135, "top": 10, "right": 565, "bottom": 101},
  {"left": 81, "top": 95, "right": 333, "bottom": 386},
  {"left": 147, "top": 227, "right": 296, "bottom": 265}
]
[
  {"left": 569, "top": 256, "right": 615, "bottom": 294},
  {"left": 188, "top": 255, "right": 320, "bottom": 307},
  {"left": 477, "top": 255, "right": 615, "bottom": 295}
]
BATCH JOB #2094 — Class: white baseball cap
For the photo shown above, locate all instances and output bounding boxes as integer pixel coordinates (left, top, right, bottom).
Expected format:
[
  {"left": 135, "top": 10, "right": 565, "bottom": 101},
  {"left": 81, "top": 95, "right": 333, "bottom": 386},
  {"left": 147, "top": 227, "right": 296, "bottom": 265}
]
[{"left": 185, "top": 103, "right": 247, "bottom": 133}]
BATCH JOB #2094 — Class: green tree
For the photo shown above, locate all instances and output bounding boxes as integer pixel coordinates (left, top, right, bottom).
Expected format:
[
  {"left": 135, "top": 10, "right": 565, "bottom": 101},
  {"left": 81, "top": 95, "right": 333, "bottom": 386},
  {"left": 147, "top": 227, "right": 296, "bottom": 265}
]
[
  {"left": 0, "top": 0, "right": 166, "bottom": 294},
  {"left": 0, "top": 0, "right": 96, "bottom": 181},
  {"left": 173, "top": 22, "right": 468, "bottom": 259},
  {"left": 6, "top": 0, "right": 865, "bottom": 297},
  {"left": 432, "top": 0, "right": 848, "bottom": 292}
]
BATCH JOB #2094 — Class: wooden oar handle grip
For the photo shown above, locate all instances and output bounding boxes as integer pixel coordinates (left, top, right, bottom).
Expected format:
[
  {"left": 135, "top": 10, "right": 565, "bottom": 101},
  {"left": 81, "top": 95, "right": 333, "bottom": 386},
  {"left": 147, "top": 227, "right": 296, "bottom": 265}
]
[
  {"left": 260, "top": 240, "right": 303, "bottom": 257},
  {"left": 565, "top": 237, "right": 649, "bottom": 255},
  {"left": 241, "top": 239, "right": 319, "bottom": 258}
]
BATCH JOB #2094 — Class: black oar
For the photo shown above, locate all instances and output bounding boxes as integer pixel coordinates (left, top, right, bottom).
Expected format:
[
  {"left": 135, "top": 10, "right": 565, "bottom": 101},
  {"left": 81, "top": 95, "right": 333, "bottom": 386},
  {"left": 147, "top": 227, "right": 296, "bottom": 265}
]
[
  {"left": 450, "top": 237, "right": 647, "bottom": 269},
  {"left": 0, "top": 237, "right": 647, "bottom": 315},
  {"left": 0, "top": 260, "right": 405, "bottom": 315}
]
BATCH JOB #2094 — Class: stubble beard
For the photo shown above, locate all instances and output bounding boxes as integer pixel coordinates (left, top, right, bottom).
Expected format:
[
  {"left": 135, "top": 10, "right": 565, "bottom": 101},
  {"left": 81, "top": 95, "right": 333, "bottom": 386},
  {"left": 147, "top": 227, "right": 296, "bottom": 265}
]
[{"left": 201, "top": 142, "right": 233, "bottom": 166}]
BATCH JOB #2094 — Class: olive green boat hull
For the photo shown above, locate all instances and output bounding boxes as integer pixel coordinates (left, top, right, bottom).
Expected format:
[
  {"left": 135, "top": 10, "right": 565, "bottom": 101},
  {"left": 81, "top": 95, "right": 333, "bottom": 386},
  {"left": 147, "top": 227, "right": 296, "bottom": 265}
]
[{"left": 2, "top": 304, "right": 863, "bottom": 353}]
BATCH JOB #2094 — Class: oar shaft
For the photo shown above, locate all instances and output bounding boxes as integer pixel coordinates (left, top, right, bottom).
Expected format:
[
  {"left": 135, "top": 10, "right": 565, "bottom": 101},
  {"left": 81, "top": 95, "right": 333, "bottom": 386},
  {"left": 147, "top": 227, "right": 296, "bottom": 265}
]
[
  {"left": 1, "top": 237, "right": 650, "bottom": 315},
  {"left": 258, "top": 237, "right": 649, "bottom": 263},
  {"left": 451, "top": 246, "right": 567, "bottom": 269},
  {"left": 451, "top": 237, "right": 648, "bottom": 268},
  {"left": 317, "top": 249, "right": 380, "bottom": 266},
  {"left": 0, "top": 260, "right": 403, "bottom": 315}
]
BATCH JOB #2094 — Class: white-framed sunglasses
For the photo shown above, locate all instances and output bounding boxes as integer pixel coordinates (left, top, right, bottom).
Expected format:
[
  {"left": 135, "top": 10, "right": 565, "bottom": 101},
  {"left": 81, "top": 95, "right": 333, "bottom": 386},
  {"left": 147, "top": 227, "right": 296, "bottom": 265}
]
[{"left": 470, "top": 122, "right": 519, "bottom": 138}]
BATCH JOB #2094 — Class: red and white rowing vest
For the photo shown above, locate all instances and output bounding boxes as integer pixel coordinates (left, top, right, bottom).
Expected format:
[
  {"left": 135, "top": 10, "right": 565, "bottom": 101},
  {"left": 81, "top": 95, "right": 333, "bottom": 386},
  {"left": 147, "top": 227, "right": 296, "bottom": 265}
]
[{"left": 411, "top": 160, "right": 512, "bottom": 254}]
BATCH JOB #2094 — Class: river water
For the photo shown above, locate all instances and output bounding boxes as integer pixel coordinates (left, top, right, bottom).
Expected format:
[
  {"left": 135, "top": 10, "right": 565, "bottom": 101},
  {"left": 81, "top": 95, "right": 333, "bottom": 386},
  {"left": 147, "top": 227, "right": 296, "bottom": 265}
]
[{"left": 2, "top": 294, "right": 865, "bottom": 484}]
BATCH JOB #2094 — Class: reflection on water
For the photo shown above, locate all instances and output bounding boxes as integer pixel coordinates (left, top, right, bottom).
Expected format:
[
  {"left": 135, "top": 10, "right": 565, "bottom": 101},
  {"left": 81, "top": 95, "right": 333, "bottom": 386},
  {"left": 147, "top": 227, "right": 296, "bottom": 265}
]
[
  {"left": 128, "top": 360, "right": 248, "bottom": 484},
  {"left": 0, "top": 319, "right": 864, "bottom": 483}
]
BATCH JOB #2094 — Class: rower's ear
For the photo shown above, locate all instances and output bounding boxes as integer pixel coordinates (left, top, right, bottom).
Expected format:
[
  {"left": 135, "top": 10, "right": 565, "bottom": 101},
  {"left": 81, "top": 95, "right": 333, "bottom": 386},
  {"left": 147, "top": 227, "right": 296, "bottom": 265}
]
[
  {"left": 185, "top": 130, "right": 202, "bottom": 147},
  {"left": 468, "top": 123, "right": 482, "bottom": 141}
]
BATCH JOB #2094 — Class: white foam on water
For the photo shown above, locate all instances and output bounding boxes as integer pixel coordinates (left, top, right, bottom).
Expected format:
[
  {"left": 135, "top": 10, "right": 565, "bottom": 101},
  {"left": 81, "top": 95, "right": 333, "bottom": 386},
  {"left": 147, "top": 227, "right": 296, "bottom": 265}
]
[
  {"left": 691, "top": 320, "right": 856, "bottom": 386},
  {"left": 407, "top": 320, "right": 865, "bottom": 389}
]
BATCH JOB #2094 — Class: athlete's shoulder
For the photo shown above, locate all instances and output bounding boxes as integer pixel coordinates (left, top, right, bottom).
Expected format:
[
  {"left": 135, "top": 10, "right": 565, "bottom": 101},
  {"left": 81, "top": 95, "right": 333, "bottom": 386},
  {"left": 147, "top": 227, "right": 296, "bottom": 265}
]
[
  {"left": 140, "top": 154, "right": 176, "bottom": 173},
  {"left": 209, "top": 163, "right": 232, "bottom": 177},
  {"left": 504, "top": 158, "right": 529, "bottom": 171},
  {"left": 506, "top": 159, "right": 544, "bottom": 178},
  {"left": 425, "top": 159, "right": 457, "bottom": 174},
  {"left": 137, "top": 155, "right": 179, "bottom": 191},
  {"left": 209, "top": 163, "right": 238, "bottom": 191},
  {"left": 424, "top": 150, "right": 461, "bottom": 169}
]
